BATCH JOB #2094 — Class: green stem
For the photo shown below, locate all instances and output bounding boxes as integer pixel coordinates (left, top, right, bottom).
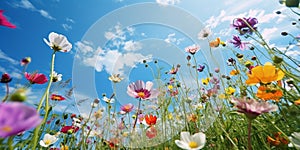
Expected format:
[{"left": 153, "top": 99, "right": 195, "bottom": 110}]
[
  {"left": 2, "top": 83, "right": 9, "bottom": 102},
  {"left": 8, "top": 136, "right": 14, "bottom": 150},
  {"left": 31, "top": 52, "right": 56, "bottom": 149},
  {"left": 132, "top": 98, "right": 141, "bottom": 130},
  {"left": 248, "top": 119, "right": 252, "bottom": 150}
]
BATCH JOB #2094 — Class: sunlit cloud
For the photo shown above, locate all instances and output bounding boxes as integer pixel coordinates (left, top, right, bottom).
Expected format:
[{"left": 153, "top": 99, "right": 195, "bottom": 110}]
[
  {"left": 156, "top": 0, "right": 180, "bottom": 6},
  {"left": 123, "top": 40, "right": 142, "bottom": 51},
  {"left": 62, "top": 23, "right": 72, "bottom": 31},
  {"left": 0, "top": 49, "right": 18, "bottom": 65},
  {"left": 164, "top": 33, "right": 184, "bottom": 45}
]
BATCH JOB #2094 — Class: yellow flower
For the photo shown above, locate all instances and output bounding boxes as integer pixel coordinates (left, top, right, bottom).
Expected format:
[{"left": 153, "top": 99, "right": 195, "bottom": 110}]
[
  {"left": 246, "top": 62, "right": 284, "bottom": 85},
  {"left": 218, "top": 94, "right": 226, "bottom": 99},
  {"left": 225, "top": 87, "right": 235, "bottom": 95},
  {"left": 168, "top": 85, "right": 173, "bottom": 90},
  {"left": 202, "top": 77, "right": 210, "bottom": 85},
  {"left": 295, "top": 99, "right": 300, "bottom": 105}
]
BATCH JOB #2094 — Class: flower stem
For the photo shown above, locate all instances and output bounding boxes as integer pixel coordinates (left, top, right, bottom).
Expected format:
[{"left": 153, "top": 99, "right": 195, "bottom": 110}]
[
  {"left": 132, "top": 98, "right": 141, "bottom": 130},
  {"left": 2, "top": 83, "right": 9, "bottom": 102},
  {"left": 248, "top": 118, "right": 252, "bottom": 150},
  {"left": 31, "top": 51, "right": 56, "bottom": 149}
]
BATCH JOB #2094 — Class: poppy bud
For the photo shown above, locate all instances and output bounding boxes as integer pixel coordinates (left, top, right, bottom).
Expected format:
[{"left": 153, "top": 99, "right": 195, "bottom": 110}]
[
  {"left": 10, "top": 88, "right": 27, "bottom": 102},
  {"left": 272, "top": 55, "right": 283, "bottom": 64}
]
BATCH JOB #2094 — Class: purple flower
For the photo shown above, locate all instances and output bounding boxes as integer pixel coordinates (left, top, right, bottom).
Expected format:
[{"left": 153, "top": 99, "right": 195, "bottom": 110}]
[
  {"left": 197, "top": 65, "right": 205, "bottom": 72},
  {"left": 0, "top": 102, "right": 42, "bottom": 138},
  {"left": 232, "top": 17, "right": 258, "bottom": 35},
  {"left": 231, "top": 97, "right": 278, "bottom": 119},
  {"left": 229, "top": 35, "right": 248, "bottom": 50},
  {"left": 127, "top": 80, "right": 159, "bottom": 100}
]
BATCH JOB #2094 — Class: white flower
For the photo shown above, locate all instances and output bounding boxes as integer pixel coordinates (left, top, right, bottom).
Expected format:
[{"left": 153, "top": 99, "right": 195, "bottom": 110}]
[
  {"left": 43, "top": 32, "right": 72, "bottom": 52},
  {"left": 198, "top": 27, "right": 212, "bottom": 40},
  {"left": 102, "top": 96, "right": 115, "bottom": 103},
  {"left": 39, "top": 133, "right": 58, "bottom": 147},
  {"left": 72, "top": 117, "right": 82, "bottom": 128},
  {"left": 175, "top": 131, "right": 206, "bottom": 150},
  {"left": 50, "top": 71, "right": 62, "bottom": 82},
  {"left": 288, "top": 132, "right": 300, "bottom": 149},
  {"left": 108, "top": 74, "right": 123, "bottom": 83}
]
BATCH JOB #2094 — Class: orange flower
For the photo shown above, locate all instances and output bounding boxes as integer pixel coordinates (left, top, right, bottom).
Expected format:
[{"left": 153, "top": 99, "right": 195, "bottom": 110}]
[
  {"left": 51, "top": 94, "right": 66, "bottom": 101},
  {"left": 267, "top": 132, "right": 289, "bottom": 146},
  {"left": 230, "top": 69, "right": 239, "bottom": 76},
  {"left": 209, "top": 37, "right": 221, "bottom": 47},
  {"left": 246, "top": 62, "right": 284, "bottom": 85},
  {"left": 256, "top": 85, "right": 283, "bottom": 101},
  {"left": 187, "top": 113, "right": 198, "bottom": 122},
  {"left": 145, "top": 114, "right": 157, "bottom": 126}
]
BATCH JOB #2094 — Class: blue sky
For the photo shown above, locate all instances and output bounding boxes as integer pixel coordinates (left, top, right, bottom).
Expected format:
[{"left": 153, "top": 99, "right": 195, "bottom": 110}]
[{"left": 0, "top": 0, "right": 299, "bottom": 115}]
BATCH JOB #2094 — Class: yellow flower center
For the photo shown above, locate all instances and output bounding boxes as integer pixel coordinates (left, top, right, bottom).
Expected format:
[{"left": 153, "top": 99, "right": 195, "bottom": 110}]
[
  {"left": 44, "top": 139, "right": 51, "bottom": 145},
  {"left": 189, "top": 141, "right": 198, "bottom": 148},
  {"left": 1, "top": 126, "right": 12, "bottom": 132},
  {"left": 137, "top": 92, "right": 145, "bottom": 98}
]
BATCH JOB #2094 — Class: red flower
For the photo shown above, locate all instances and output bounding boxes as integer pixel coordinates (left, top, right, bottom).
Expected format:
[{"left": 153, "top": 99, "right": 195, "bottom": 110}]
[
  {"left": 145, "top": 114, "right": 157, "bottom": 126},
  {"left": 146, "top": 126, "right": 157, "bottom": 139},
  {"left": 60, "top": 126, "right": 79, "bottom": 133},
  {"left": 0, "top": 10, "right": 16, "bottom": 28},
  {"left": 0, "top": 73, "right": 12, "bottom": 83},
  {"left": 25, "top": 72, "right": 48, "bottom": 84},
  {"left": 51, "top": 94, "right": 66, "bottom": 101}
]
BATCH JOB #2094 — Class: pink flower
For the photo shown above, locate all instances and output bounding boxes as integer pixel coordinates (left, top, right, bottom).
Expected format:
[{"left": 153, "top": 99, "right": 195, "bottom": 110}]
[
  {"left": 231, "top": 97, "right": 278, "bottom": 119},
  {"left": 0, "top": 10, "right": 16, "bottom": 28},
  {"left": 146, "top": 126, "right": 157, "bottom": 139},
  {"left": 185, "top": 44, "right": 200, "bottom": 55},
  {"left": 25, "top": 72, "right": 48, "bottom": 84},
  {"left": 120, "top": 103, "right": 134, "bottom": 114},
  {"left": 127, "top": 80, "right": 159, "bottom": 100}
]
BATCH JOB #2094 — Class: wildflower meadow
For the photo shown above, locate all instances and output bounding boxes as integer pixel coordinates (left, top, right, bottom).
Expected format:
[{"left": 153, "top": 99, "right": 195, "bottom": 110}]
[{"left": 1, "top": 0, "right": 300, "bottom": 150}]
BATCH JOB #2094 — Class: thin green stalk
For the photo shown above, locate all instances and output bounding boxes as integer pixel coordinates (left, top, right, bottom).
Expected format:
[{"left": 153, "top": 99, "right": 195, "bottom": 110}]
[
  {"left": 2, "top": 83, "right": 9, "bottom": 102},
  {"left": 248, "top": 119, "right": 252, "bottom": 150},
  {"left": 31, "top": 51, "right": 56, "bottom": 149}
]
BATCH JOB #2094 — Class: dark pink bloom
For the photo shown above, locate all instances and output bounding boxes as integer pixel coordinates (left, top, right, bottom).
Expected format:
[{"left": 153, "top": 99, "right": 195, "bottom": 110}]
[
  {"left": 0, "top": 10, "right": 16, "bottom": 28},
  {"left": 25, "top": 72, "right": 48, "bottom": 84},
  {"left": 229, "top": 35, "right": 248, "bottom": 50},
  {"left": 231, "top": 97, "right": 278, "bottom": 119},
  {"left": 120, "top": 103, "right": 134, "bottom": 114},
  {"left": 0, "top": 73, "right": 12, "bottom": 83},
  {"left": 127, "top": 80, "right": 159, "bottom": 100},
  {"left": 60, "top": 126, "right": 79, "bottom": 133},
  {"left": 0, "top": 102, "right": 42, "bottom": 138},
  {"left": 232, "top": 17, "right": 258, "bottom": 35},
  {"left": 197, "top": 65, "right": 205, "bottom": 72}
]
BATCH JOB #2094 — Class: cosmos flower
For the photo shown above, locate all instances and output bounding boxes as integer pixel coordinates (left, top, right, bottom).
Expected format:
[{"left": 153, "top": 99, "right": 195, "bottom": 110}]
[
  {"left": 229, "top": 35, "right": 248, "bottom": 50},
  {"left": 127, "top": 80, "right": 159, "bottom": 100},
  {"left": 256, "top": 85, "right": 283, "bottom": 101},
  {"left": 0, "top": 73, "right": 12, "bottom": 83},
  {"left": 225, "top": 87, "right": 235, "bottom": 95},
  {"left": 51, "top": 71, "right": 62, "bottom": 82},
  {"left": 245, "top": 62, "right": 285, "bottom": 85},
  {"left": 201, "top": 77, "right": 210, "bottom": 85},
  {"left": 60, "top": 126, "right": 79, "bottom": 134},
  {"left": 175, "top": 131, "right": 206, "bottom": 150},
  {"left": 39, "top": 133, "right": 59, "bottom": 147},
  {"left": 146, "top": 126, "right": 158, "bottom": 139},
  {"left": 51, "top": 94, "right": 66, "bottom": 101},
  {"left": 25, "top": 72, "right": 48, "bottom": 84},
  {"left": 267, "top": 132, "right": 289, "bottom": 147},
  {"left": 20, "top": 57, "right": 31, "bottom": 66},
  {"left": 145, "top": 114, "right": 157, "bottom": 126},
  {"left": 185, "top": 45, "right": 200, "bottom": 55},
  {"left": 120, "top": 103, "right": 134, "bottom": 114},
  {"left": 169, "top": 65, "right": 180, "bottom": 74},
  {"left": 43, "top": 32, "right": 72, "bottom": 52},
  {"left": 197, "top": 65, "right": 205, "bottom": 72},
  {"left": 108, "top": 74, "right": 123, "bottom": 83},
  {"left": 209, "top": 37, "right": 224, "bottom": 47},
  {"left": 231, "top": 97, "right": 278, "bottom": 119},
  {"left": 198, "top": 27, "right": 212, "bottom": 40},
  {"left": 102, "top": 96, "right": 115, "bottom": 103},
  {"left": 0, "top": 10, "right": 16, "bottom": 28},
  {"left": 232, "top": 17, "right": 258, "bottom": 35},
  {"left": 0, "top": 102, "right": 42, "bottom": 138}
]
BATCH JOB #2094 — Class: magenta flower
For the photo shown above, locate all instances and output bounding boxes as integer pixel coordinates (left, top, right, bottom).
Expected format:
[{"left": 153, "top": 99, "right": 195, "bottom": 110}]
[
  {"left": 127, "top": 80, "right": 159, "bottom": 100},
  {"left": 231, "top": 97, "right": 278, "bottom": 119},
  {"left": 20, "top": 57, "right": 31, "bottom": 66},
  {"left": 197, "top": 65, "right": 205, "bottom": 72},
  {"left": 120, "top": 103, "right": 134, "bottom": 114},
  {"left": 232, "top": 17, "right": 258, "bottom": 35},
  {"left": 185, "top": 44, "right": 200, "bottom": 55},
  {"left": 229, "top": 35, "right": 248, "bottom": 50},
  {"left": 0, "top": 10, "right": 16, "bottom": 29},
  {"left": 0, "top": 73, "right": 12, "bottom": 83},
  {"left": 0, "top": 102, "right": 42, "bottom": 138},
  {"left": 25, "top": 72, "right": 48, "bottom": 84}
]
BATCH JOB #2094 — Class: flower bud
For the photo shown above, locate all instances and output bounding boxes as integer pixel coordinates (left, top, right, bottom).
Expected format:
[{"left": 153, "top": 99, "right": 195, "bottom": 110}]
[
  {"left": 0, "top": 73, "right": 12, "bottom": 83},
  {"left": 10, "top": 88, "right": 27, "bottom": 102},
  {"left": 272, "top": 55, "right": 283, "bottom": 64}
]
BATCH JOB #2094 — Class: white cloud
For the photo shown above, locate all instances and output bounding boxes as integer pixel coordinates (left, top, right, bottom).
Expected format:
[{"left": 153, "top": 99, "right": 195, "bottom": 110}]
[
  {"left": 0, "top": 49, "right": 18, "bottom": 65},
  {"left": 12, "top": 0, "right": 55, "bottom": 20},
  {"left": 156, "top": 0, "right": 180, "bottom": 6},
  {"left": 66, "top": 18, "right": 75, "bottom": 23},
  {"left": 164, "top": 33, "right": 184, "bottom": 45},
  {"left": 261, "top": 27, "right": 279, "bottom": 43},
  {"left": 39, "top": 10, "right": 55, "bottom": 20},
  {"left": 123, "top": 40, "right": 142, "bottom": 51},
  {"left": 62, "top": 23, "right": 72, "bottom": 31}
]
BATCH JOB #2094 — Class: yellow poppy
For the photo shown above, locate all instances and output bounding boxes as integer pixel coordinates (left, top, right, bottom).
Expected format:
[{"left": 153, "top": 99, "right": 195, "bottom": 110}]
[
  {"left": 294, "top": 99, "right": 300, "bottom": 105},
  {"left": 225, "top": 87, "right": 235, "bottom": 95},
  {"left": 202, "top": 77, "right": 210, "bottom": 85},
  {"left": 230, "top": 69, "right": 239, "bottom": 76},
  {"left": 246, "top": 62, "right": 284, "bottom": 85}
]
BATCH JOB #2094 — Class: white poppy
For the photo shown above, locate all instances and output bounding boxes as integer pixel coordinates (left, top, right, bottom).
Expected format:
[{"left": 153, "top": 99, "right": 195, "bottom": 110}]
[
  {"left": 39, "top": 133, "right": 58, "bottom": 147},
  {"left": 175, "top": 131, "right": 206, "bottom": 150},
  {"left": 43, "top": 32, "right": 72, "bottom": 52},
  {"left": 50, "top": 71, "right": 62, "bottom": 82}
]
